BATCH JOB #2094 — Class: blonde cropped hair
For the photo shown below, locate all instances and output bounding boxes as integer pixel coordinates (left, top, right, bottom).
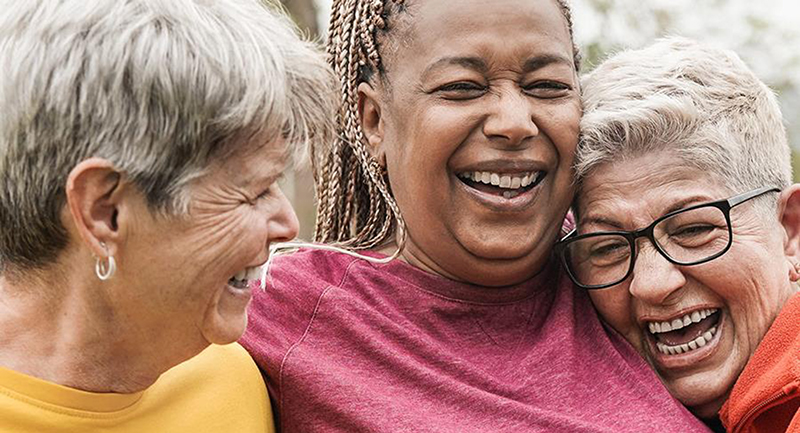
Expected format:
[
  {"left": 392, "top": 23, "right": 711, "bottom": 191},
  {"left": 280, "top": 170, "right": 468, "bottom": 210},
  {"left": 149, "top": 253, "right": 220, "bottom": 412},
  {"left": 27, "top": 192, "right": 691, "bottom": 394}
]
[
  {"left": 578, "top": 37, "right": 791, "bottom": 206},
  {"left": 0, "top": 0, "right": 336, "bottom": 270}
]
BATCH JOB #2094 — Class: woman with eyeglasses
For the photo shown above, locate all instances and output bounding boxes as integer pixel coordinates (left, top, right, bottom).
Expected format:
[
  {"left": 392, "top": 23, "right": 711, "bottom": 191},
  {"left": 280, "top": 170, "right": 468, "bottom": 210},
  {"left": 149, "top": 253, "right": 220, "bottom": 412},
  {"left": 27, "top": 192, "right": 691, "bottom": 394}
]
[{"left": 557, "top": 37, "right": 800, "bottom": 433}]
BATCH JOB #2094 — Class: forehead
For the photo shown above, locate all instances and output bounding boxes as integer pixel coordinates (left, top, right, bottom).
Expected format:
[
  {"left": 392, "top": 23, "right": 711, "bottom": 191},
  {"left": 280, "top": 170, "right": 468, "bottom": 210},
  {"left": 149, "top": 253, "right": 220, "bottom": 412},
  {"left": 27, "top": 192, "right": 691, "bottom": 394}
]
[
  {"left": 577, "top": 153, "right": 730, "bottom": 225},
  {"left": 215, "top": 135, "right": 289, "bottom": 184},
  {"left": 385, "top": 0, "right": 573, "bottom": 71}
]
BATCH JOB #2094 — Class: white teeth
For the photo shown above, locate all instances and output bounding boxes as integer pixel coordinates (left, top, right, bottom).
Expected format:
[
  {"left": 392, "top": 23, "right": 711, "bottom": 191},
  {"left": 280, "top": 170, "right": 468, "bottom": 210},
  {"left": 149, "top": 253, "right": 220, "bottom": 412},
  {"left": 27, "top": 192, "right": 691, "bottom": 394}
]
[
  {"left": 231, "top": 265, "right": 264, "bottom": 283},
  {"left": 245, "top": 266, "right": 262, "bottom": 281},
  {"left": 459, "top": 171, "right": 540, "bottom": 190},
  {"left": 648, "top": 308, "right": 719, "bottom": 334},
  {"left": 655, "top": 326, "right": 718, "bottom": 356}
]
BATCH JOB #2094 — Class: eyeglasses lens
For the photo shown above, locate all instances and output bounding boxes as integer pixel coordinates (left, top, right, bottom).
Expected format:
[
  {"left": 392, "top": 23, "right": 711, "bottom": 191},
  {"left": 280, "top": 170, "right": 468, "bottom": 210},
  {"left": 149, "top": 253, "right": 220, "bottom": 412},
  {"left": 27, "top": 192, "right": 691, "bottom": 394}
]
[{"left": 564, "top": 205, "right": 730, "bottom": 288}]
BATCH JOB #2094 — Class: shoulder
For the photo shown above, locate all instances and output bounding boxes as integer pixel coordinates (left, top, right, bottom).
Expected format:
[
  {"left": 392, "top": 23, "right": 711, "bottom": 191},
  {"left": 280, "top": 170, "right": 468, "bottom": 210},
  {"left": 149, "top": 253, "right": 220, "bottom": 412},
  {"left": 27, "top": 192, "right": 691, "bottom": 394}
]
[
  {"left": 141, "top": 344, "right": 273, "bottom": 432},
  {"left": 267, "top": 247, "right": 363, "bottom": 290},
  {"left": 158, "top": 343, "right": 265, "bottom": 393},
  {"left": 252, "top": 247, "right": 368, "bottom": 314},
  {"left": 241, "top": 248, "right": 368, "bottom": 365}
]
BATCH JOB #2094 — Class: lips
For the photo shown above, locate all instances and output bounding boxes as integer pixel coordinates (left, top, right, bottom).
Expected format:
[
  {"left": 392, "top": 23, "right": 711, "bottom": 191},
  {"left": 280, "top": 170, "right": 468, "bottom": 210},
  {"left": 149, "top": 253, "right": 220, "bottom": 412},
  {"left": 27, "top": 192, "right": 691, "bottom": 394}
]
[{"left": 641, "top": 307, "right": 724, "bottom": 368}]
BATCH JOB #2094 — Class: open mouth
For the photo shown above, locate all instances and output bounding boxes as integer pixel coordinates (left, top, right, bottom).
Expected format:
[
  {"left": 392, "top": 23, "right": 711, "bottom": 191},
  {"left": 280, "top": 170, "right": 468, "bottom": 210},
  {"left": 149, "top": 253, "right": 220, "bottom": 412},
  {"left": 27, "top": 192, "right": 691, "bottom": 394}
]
[
  {"left": 456, "top": 170, "right": 545, "bottom": 199},
  {"left": 646, "top": 308, "right": 721, "bottom": 356},
  {"left": 227, "top": 265, "right": 263, "bottom": 291}
]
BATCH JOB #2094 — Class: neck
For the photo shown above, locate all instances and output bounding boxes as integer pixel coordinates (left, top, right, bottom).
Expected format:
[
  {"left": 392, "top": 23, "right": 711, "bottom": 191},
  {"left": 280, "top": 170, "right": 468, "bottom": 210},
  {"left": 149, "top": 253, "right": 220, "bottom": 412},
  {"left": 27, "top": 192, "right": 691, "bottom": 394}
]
[{"left": 0, "top": 260, "right": 203, "bottom": 393}]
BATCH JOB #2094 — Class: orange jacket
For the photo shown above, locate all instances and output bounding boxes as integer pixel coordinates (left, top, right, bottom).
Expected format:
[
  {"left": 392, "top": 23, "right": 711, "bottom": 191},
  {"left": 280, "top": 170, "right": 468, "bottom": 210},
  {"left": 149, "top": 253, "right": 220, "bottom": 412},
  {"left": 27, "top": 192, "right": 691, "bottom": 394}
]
[{"left": 720, "top": 292, "right": 800, "bottom": 433}]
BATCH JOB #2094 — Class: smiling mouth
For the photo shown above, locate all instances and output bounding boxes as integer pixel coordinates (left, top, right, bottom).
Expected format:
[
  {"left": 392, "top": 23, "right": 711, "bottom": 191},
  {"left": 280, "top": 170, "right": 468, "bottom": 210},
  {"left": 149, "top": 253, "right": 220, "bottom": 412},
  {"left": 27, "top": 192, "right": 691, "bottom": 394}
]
[
  {"left": 457, "top": 170, "right": 545, "bottom": 199},
  {"left": 227, "top": 265, "right": 263, "bottom": 290},
  {"left": 646, "top": 308, "right": 721, "bottom": 356}
]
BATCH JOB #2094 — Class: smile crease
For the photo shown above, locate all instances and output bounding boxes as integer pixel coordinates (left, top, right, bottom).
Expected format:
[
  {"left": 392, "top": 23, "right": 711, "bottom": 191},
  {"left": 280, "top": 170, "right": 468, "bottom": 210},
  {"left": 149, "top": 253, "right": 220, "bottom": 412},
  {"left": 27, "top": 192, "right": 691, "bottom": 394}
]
[{"left": 646, "top": 308, "right": 721, "bottom": 356}]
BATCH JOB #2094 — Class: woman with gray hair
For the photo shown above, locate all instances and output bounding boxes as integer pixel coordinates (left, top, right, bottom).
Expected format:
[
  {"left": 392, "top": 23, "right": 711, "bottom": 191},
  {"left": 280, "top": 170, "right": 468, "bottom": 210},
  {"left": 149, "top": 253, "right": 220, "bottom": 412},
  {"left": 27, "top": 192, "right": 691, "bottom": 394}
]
[
  {"left": 0, "top": 0, "right": 334, "bottom": 432},
  {"left": 556, "top": 37, "right": 800, "bottom": 432}
]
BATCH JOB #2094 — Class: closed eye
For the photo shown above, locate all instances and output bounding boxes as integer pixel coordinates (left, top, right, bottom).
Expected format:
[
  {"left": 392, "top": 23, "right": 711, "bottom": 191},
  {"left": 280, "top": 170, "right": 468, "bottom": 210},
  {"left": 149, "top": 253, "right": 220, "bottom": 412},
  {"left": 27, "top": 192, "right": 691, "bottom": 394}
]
[
  {"left": 522, "top": 80, "right": 571, "bottom": 98},
  {"left": 249, "top": 174, "right": 285, "bottom": 204},
  {"left": 436, "top": 81, "right": 487, "bottom": 100}
]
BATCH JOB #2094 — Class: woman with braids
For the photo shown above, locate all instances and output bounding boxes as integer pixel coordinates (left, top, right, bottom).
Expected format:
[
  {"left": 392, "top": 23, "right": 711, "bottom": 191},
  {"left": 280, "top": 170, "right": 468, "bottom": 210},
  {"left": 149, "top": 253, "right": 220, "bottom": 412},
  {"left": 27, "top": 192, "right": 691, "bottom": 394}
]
[{"left": 242, "top": 1, "right": 710, "bottom": 431}]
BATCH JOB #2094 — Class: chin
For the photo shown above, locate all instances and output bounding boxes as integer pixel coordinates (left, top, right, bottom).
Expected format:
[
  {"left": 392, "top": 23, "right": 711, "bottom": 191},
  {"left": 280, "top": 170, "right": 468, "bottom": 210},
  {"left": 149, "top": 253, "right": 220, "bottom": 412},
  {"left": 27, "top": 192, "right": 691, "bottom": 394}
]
[
  {"left": 665, "top": 370, "right": 736, "bottom": 420},
  {"left": 461, "top": 230, "right": 547, "bottom": 259},
  {"left": 202, "top": 312, "right": 249, "bottom": 345}
]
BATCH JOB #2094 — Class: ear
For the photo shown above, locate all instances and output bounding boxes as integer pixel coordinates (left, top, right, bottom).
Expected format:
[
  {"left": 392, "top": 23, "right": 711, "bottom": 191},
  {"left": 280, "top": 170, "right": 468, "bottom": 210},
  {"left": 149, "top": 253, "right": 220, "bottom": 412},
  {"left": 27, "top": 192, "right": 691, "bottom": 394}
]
[
  {"left": 65, "top": 158, "right": 125, "bottom": 257},
  {"left": 357, "top": 81, "right": 386, "bottom": 166},
  {"left": 777, "top": 184, "right": 800, "bottom": 281}
]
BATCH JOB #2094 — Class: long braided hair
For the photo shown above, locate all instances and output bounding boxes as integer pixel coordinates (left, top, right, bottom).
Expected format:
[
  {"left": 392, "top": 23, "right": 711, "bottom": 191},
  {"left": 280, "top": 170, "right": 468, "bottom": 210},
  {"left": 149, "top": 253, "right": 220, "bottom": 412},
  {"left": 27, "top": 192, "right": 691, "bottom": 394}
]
[{"left": 317, "top": 0, "right": 581, "bottom": 254}]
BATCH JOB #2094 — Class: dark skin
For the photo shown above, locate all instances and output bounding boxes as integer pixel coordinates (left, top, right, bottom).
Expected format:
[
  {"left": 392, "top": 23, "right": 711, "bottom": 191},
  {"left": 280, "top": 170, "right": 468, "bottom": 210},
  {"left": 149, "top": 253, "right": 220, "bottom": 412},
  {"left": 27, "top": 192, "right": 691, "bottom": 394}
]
[{"left": 359, "top": 0, "right": 581, "bottom": 286}]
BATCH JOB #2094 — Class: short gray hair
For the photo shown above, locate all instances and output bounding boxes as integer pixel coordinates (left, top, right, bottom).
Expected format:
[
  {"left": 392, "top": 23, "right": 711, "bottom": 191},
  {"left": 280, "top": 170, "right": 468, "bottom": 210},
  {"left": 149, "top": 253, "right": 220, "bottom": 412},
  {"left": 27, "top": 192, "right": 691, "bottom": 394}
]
[
  {"left": 0, "top": 0, "right": 336, "bottom": 270},
  {"left": 577, "top": 37, "right": 791, "bottom": 210}
]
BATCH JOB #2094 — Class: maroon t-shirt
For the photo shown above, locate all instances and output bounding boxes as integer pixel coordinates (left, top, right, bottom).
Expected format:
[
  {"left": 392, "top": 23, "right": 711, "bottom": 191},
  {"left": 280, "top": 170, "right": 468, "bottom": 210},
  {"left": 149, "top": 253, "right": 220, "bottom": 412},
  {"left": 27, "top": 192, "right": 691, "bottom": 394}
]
[{"left": 241, "top": 249, "right": 709, "bottom": 432}]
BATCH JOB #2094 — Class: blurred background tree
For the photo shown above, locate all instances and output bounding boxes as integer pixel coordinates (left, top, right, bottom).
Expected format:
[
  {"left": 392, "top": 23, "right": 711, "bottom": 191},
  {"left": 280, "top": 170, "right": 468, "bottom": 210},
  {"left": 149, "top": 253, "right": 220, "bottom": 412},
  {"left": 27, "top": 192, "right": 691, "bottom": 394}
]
[
  {"left": 572, "top": 0, "right": 800, "bottom": 179},
  {"left": 283, "top": 0, "right": 800, "bottom": 240},
  {"left": 278, "top": 0, "right": 321, "bottom": 240}
]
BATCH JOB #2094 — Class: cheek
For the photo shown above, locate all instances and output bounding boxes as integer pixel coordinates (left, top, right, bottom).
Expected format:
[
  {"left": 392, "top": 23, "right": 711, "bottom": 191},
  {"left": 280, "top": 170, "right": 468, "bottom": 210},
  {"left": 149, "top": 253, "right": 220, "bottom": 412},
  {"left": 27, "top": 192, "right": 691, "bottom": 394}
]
[
  {"left": 537, "top": 101, "right": 581, "bottom": 156},
  {"left": 590, "top": 289, "right": 638, "bottom": 335},
  {"left": 182, "top": 207, "right": 264, "bottom": 272},
  {"left": 552, "top": 107, "right": 581, "bottom": 156}
]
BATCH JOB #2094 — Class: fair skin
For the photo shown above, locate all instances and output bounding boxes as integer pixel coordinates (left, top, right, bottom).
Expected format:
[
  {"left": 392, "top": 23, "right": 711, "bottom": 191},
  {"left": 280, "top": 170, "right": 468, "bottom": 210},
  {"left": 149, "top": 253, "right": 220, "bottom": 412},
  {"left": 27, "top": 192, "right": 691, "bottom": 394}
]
[
  {"left": 577, "top": 152, "right": 800, "bottom": 418},
  {"left": 0, "top": 137, "right": 298, "bottom": 393},
  {"left": 358, "top": 0, "right": 581, "bottom": 287}
]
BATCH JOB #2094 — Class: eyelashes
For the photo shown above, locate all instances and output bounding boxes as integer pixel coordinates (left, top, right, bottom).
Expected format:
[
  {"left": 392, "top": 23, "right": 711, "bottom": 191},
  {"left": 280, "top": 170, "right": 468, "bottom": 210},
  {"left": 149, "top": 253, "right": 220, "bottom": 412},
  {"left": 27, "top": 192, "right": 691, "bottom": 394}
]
[{"left": 434, "top": 80, "right": 572, "bottom": 101}]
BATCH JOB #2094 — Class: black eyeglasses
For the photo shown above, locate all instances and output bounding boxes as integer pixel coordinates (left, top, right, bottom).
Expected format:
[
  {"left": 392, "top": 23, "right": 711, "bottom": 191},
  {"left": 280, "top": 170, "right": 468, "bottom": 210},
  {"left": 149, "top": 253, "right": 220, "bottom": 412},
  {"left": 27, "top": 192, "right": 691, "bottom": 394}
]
[{"left": 555, "top": 186, "right": 781, "bottom": 290}]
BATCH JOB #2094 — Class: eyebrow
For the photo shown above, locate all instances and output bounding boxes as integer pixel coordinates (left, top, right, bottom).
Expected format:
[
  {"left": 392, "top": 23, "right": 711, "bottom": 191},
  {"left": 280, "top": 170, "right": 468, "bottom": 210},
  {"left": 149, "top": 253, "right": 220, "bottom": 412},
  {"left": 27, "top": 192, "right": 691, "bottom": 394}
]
[
  {"left": 522, "top": 54, "right": 573, "bottom": 71},
  {"left": 421, "top": 56, "right": 488, "bottom": 80},
  {"left": 579, "top": 195, "right": 717, "bottom": 231},
  {"left": 421, "top": 53, "right": 574, "bottom": 82}
]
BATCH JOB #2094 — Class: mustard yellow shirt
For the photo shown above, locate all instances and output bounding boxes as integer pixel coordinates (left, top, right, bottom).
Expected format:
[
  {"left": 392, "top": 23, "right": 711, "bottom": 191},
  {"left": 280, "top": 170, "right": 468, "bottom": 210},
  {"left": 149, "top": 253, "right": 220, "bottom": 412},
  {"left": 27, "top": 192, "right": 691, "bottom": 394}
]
[{"left": 0, "top": 343, "right": 274, "bottom": 432}]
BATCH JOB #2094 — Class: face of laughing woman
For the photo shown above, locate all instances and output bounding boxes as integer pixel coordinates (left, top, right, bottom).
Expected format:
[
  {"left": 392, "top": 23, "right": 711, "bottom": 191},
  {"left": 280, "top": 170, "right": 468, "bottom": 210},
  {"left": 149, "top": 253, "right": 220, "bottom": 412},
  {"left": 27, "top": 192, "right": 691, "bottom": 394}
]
[
  {"left": 358, "top": 0, "right": 581, "bottom": 287},
  {"left": 578, "top": 153, "right": 799, "bottom": 419}
]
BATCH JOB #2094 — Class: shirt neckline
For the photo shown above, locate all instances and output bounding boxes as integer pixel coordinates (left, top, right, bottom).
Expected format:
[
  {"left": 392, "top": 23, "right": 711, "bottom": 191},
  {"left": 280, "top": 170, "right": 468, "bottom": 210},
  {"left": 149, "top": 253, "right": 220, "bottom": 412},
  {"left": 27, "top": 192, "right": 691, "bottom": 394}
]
[{"left": 0, "top": 365, "right": 144, "bottom": 414}]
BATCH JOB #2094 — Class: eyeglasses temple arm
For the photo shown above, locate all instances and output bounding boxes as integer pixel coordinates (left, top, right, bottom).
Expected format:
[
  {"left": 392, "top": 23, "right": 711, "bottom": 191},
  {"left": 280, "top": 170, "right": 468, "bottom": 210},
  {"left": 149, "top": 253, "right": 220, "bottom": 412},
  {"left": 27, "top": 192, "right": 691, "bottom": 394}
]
[
  {"left": 728, "top": 186, "right": 781, "bottom": 207},
  {"left": 558, "top": 228, "right": 577, "bottom": 243}
]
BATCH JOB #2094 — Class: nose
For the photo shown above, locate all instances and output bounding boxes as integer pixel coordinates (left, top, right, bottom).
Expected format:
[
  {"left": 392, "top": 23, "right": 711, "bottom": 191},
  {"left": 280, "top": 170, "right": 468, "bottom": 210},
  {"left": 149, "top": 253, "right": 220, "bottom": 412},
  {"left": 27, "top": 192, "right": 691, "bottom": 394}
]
[
  {"left": 628, "top": 242, "right": 686, "bottom": 305},
  {"left": 482, "top": 87, "right": 539, "bottom": 146},
  {"left": 266, "top": 186, "right": 299, "bottom": 246}
]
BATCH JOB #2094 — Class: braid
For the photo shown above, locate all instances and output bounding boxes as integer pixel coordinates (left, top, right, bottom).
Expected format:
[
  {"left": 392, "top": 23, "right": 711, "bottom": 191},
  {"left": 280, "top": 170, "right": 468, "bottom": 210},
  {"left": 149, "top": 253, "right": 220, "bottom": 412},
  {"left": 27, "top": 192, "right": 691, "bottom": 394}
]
[
  {"left": 317, "top": 0, "right": 578, "bottom": 253},
  {"left": 318, "top": 0, "right": 407, "bottom": 252},
  {"left": 554, "top": 0, "right": 582, "bottom": 71}
]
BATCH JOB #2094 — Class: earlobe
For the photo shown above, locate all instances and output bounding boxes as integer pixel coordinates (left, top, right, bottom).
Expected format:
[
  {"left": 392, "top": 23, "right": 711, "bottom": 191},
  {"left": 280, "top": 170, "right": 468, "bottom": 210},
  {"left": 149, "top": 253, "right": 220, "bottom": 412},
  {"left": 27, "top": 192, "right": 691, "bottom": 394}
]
[
  {"left": 65, "top": 158, "right": 124, "bottom": 257},
  {"left": 777, "top": 184, "right": 800, "bottom": 279},
  {"left": 357, "top": 81, "right": 386, "bottom": 164}
]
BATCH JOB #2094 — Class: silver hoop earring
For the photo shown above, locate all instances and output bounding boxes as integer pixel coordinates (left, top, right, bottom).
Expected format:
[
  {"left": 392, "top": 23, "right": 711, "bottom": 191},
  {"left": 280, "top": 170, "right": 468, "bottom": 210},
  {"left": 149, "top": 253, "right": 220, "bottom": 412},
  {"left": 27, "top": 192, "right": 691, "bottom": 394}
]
[{"left": 95, "top": 242, "right": 116, "bottom": 281}]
